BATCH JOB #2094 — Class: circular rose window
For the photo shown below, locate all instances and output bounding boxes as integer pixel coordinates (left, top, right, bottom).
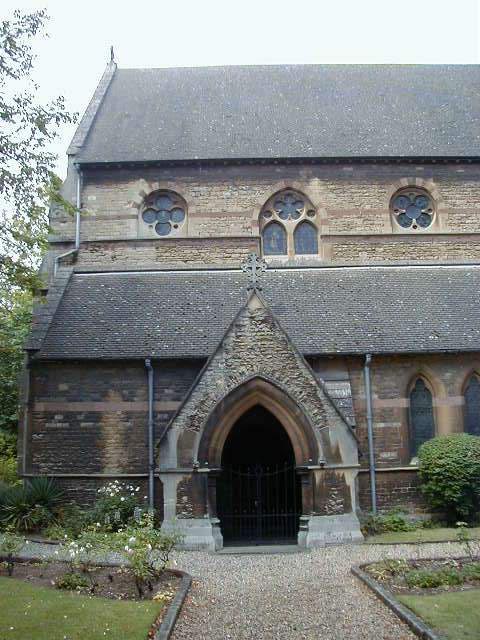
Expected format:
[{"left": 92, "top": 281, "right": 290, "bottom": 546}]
[
  {"left": 141, "top": 191, "right": 187, "bottom": 236},
  {"left": 391, "top": 189, "right": 434, "bottom": 230}
]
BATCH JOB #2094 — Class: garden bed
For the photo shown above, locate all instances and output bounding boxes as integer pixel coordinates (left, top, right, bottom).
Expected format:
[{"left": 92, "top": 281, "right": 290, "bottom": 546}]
[
  {"left": 365, "top": 527, "right": 480, "bottom": 545},
  {"left": 0, "top": 558, "right": 181, "bottom": 601},
  {"left": 353, "top": 557, "right": 480, "bottom": 640},
  {"left": 0, "top": 558, "right": 186, "bottom": 640}
]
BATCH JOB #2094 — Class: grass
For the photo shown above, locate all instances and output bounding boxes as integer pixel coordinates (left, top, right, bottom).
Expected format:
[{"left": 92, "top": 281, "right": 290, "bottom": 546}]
[
  {"left": 399, "top": 589, "right": 480, "bottom": 640},
  {"left": 366, "top": 526, "right": 480, "bottom": 544},
  {"left": 0, "top": 576, "right": 163, "bottom": 640}
]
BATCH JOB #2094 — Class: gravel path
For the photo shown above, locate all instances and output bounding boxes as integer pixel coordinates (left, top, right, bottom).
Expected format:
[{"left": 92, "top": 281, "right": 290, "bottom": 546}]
[{"left": 170, "top": 541, "right": 465, "bottom": 640}]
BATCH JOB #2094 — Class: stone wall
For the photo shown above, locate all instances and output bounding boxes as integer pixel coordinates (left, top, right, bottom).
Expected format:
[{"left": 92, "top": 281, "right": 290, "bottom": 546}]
[
  {"left": 48, "top": 162, "right": 480, "bottom": 271},
  {"left": 346, "top": 352, "right": 480, "bottom": 512},
  {"left": 23, "top": 360, "right": 203, "bottom": 477}
]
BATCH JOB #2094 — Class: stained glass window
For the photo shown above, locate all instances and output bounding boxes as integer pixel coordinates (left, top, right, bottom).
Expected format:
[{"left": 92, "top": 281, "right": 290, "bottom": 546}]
[
  {"left": 294, "top": 222, "right": 318, "bottom": 255},
  {"left": 141, "top": 191, "right": 186, "bottom": 236},
  {"left": 391, "top": 189, "right": 434, "bottom": 230},
  {"left": 464, "top": 375, "right": 480, "bottom": 436},
  {"left": 260, "top": 189, "right": 318, "bottom": 257},
  {"left": 263, "top": 222, "right": 287, "bottom": 255},
  {"left": 409, "top": 378, "right": 435, "bottom": 457}
]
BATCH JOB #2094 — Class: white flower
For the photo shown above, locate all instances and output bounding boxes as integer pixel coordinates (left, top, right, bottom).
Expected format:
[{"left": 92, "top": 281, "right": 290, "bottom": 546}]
[
  {"left": 120, "top": 497, "right": 125, "bottom": 502},
  {"left": 147, "top": 544, "right": 152, "bottom": 551},
  {"left": 128, "top": 536, "right": 136, "bottom": 543},
  {"left": 124, "top": 545, "right": 130, "bottom": 552}
]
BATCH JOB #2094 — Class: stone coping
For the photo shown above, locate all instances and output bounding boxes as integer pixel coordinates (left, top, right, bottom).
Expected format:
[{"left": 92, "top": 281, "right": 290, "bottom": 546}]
[{"left": 351, "top": 563, "right": 442, "bottom": 640}]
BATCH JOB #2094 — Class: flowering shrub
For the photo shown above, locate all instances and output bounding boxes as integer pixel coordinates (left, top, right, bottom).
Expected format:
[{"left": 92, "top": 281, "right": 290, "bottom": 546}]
[
  {"left": 53, "top": 527, "right": 109, "bottom": 591},
  {"left": 112, "top": 513, "right": 182, "bottom": 597},
  {"left": 0, "top": 525, "right": 25, "bottom": 576},
  {"left": 90, "top": 480, "right": 144, "bottom": 531}
]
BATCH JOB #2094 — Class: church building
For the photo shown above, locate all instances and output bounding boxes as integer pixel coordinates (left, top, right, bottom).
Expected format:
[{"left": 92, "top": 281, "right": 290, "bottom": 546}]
[{"left": 20, "top": 63, "right": 480, "bottom": 549}]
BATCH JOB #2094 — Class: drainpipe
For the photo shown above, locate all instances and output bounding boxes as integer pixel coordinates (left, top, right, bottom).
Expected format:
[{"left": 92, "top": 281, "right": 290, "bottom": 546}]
[
  {"left": 21, "top": 353, "right": 32, "bottom": 475},
  {"left": 145, "top": 359, "right": 155, "bottom": 511},
  {"left": 53, "top": 163, "right": 82, "bottom": 277},
  {"left": 363, "top": 354, "right": 377, "bottom": 514}
]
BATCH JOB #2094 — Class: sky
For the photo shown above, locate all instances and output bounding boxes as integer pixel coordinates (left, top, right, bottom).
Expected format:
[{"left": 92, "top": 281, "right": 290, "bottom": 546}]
[{"left": 2, "top": 0, "right": 480, "bottom": 177}]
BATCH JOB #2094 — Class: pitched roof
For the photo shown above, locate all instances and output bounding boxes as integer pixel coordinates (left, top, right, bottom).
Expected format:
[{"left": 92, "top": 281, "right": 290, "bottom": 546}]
[
  {"left": 73, "top": 64, "right": 480, "bottom": 163},
  {"left": 34, "top": 265, "right": 480, "bottom": 360}
]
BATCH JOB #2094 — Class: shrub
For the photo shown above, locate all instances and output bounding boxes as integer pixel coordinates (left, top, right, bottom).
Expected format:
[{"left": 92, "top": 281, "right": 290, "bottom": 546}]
[
  {"left": 361, "top": 510, "right": 418, "bottom": 536},
  {"left": 89, "top": 480, "right": 144, "bottom": 531},
  {"left": 46, "top": 503, "right": 88, "bottom": 539},
  {"left": 462, "top": 562, "right": 480, "bottom": 581},
  {"left": 418, "top": 434, "right": 480, "bottom": 524},
  {"left": 406, "top": 567, "right": 463, "bottom": 589},
  {"left": 367, "top": 559, "right": 410, "bottom": 581},
  {"left": 0, "top": 526, "right": 25, "bottom": 576},
  {"left": 0, "top": 477, "right": 63, "bottom": 532},
  {"left": 112, "top": 513, "right": 182, "bottom": 597},
  {"left": 55, "top": 571, "right": 89, "bottom": 591},
  {"left": 0, "top": 457, "right": 17, "bottom": 485},
  {"left": 0, "top": 431, "right": 16, "bottom": 458}
]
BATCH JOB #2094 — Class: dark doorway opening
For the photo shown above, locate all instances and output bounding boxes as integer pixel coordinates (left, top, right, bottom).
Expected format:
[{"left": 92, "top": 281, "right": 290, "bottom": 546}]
[{"left": 217, "top": 405, "right": 301, "bottom": 546}]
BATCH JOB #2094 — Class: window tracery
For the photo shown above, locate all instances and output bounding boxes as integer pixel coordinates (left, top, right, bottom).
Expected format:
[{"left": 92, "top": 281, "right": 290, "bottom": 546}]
[
  {"left": 140, "top": 190, "right": 187, "bottom": 237},
  {"left": 390, "top": 188, "right": 435, "bottom": 231},
  {"left": 260, "top": 189, "right": 318, "bottom": 256}
]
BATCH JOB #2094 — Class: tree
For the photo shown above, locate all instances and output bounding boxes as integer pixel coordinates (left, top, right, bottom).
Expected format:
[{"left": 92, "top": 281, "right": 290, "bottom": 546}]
[
  {"left": 0, "top": 10, "right": 76, "bottom": 457},
  {"left": 0, "top": 290, "right": 32, "bottom": 435},
  {"left": 0, "top": 9, "right": 76, "bottom": 299}
]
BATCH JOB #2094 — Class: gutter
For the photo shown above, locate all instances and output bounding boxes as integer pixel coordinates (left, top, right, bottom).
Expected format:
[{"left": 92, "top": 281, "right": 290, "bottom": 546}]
[
  {"left": 54, "top": 164, "right": 82, "bottom": 277},
  {"left": 363, "top": 353, "right": 377, "bottom": 513},
  {"left": 145, "top": 358, "right": 155, "bottom": 510}
]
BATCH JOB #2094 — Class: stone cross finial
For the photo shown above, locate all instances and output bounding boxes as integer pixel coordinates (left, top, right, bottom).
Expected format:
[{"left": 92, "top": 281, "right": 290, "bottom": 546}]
[{"left": 241, "top": 252, "right": 267, "bottom": 291}]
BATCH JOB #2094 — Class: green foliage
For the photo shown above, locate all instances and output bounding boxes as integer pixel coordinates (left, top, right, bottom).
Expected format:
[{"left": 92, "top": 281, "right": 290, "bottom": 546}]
[
  {"left": 461, "top": 562, "right": 480, "bottom": 580},
  {"left": 367, "top": 558, "right": 410, "bottom": 582},
  {"left": 0, "top": 457, "right": 17, "bottom": 485},
  {"left": 0, "top": 290, "right": 32, "bottom": 442},
  {"left": 0, "top": 477, "right": 63, "bottom": 532},
  {"left": 55, "top": 571, "right": 89, "bottom": 591},
  {"left": 0, "top": 525, "right": 24, "bottom": 575},
  {"left": 455, "top": 522, "right": 480, "bottom": 561},
  {"left": 0, "top": 431, "right": 16, "bottom": 458},
  {"left": 418, "top": 434, "right": 480, "bottom": 523},
  {"left": 111, "top": 513, "right": 182, "bottom": 597},
  {"left": 90, "top": 480, "right": 144, "bottom": 532},
  {"left": 44, "top": 503, "right": 88, "bottom": 540},
  {"left": 361, "top": 509, "right": 421, "bottom": 537},
  {"left": 0, "top": 9, "right": 76, "bottom": 296},
  {"left": 406, "top": 567, "right": 464, "bottom": 589}
]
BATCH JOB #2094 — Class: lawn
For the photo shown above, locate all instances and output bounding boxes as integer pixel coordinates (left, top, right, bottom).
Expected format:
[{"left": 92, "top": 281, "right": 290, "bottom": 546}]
[
  {"left": 399, "top": 589, "right": 480, "bottom": 640},
  {"left": 0, "top": 576, "right": 163, "bottom": 640},
  {"left": 366, "top": 526, "right": 480, "bottom": 544}
]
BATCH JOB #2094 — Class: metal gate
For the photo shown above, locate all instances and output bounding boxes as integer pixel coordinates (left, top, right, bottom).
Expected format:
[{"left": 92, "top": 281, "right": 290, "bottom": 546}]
[{"left": 217, "top": 463, "right": 301, "bottom": 545}]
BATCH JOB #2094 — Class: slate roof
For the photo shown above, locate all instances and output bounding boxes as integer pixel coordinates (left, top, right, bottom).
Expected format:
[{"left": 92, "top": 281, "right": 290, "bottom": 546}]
[
  {"left": 34, "top": 265, "right": 480, "bottom": 360},
  {"left": 73, "top": 64, "right": 480, "bottom": 163}
]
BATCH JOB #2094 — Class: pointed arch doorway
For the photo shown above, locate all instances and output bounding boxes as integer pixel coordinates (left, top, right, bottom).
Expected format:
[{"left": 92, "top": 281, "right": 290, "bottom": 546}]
[{"left": 216, "top": 405, "right": 302, "bottom": 546}]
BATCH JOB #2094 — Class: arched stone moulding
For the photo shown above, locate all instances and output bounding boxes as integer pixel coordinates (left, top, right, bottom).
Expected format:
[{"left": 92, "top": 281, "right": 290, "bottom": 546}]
[{"left": 196, "top": 376, "right": 321, "bottom": 468}]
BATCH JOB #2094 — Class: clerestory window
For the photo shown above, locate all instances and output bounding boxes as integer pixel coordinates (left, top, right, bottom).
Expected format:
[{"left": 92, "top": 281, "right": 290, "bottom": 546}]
[
  {"left": 140, "top": 190, "right": 187, "bottom": 237},
  {"left": 260, "top": 190, "right": 318, "bottom": 257},
  {"left": 390, "top": 188, "right": 435, "bottom": 231}
]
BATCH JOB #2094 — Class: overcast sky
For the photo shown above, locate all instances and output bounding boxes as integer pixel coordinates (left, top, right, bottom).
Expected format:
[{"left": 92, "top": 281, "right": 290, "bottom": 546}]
[{"left": 3, "top": 0, "right": 480, "bottom": 177}]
